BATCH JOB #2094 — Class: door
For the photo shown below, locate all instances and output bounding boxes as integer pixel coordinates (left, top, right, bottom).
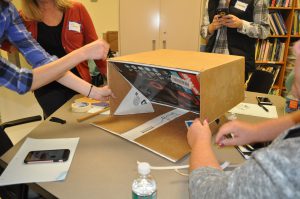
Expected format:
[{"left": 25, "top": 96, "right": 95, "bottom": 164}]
[
  {"left": 119, "top": 0, "right": 160, "bottom": 55},
  {"left": 159, "top": 0, "right": 202, "bottom": 51}
]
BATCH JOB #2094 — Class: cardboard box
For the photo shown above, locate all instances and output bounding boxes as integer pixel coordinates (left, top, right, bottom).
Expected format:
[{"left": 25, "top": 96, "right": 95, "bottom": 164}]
[
  {"left": 92, "top": 49, "right": 244, "bottom": 162},
  {"left": 103, "top": 31, "right": 118, "bottom": 52}
]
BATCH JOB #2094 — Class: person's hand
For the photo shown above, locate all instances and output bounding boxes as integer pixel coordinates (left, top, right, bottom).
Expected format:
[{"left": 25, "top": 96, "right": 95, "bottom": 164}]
[
  {"left": 292, "top": 41, "right": 300, "bottom": 99},
  {"left": 82, "top": 39, "right": 110, "bottom": 61},
  {"left": 208, "top": 15, "right": 223, "bottom": 34},
  {"left": 89, "top": 85, "right": 115, "bottom": 101},
  {"left": 187, "top": 119, "right": 212, "bottom": 149},
  {"left": 215, "top": 120, "right": 258, "bottom": 147},
  {"left": 220, "top": 14, "right": 243, "bottom": 29}
]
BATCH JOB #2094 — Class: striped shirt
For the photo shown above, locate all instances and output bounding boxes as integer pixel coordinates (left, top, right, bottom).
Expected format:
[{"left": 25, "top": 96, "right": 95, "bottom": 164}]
[
  {"left": 0, "top": 2, "right": 56, "bottom": 94},
  {"left": 201, "top": 0, "right": 270, "bottom": 54}
]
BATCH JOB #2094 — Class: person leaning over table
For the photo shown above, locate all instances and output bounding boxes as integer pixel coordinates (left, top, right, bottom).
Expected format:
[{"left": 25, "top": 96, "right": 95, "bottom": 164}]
[
  {"left": 187, "top": 40, "right": 300, "bottom": 199},
  {"left": 12, "top": 0, "right": 108, "bottom": 118},
  {"left": 201, "top": 0, "right": 270, "bottom": 81},
  {"left": 0, "top": 0, "right": 113, "bottom": 101}
]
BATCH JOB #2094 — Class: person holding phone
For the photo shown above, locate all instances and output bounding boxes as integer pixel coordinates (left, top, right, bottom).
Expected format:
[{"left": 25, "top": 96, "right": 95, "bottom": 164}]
[
  {"left": 201, "top": 0, "right": 270, "bottom": 81},
  {"left": 187, "top": 40, "right": 300, "bottom": 198}
]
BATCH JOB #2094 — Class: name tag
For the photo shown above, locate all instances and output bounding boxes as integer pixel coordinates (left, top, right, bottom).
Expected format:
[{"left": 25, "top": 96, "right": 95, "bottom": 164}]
[
  {"left": 68, "top": 21, "right": 81, "bottom": 33},
  {"left": 234, "top": 1, "right": 248, "bottom": 11}
]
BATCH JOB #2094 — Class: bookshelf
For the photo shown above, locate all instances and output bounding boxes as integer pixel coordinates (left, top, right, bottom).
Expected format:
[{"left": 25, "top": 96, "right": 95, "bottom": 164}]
[{"left": 255, "top": 0, "right": 300, "bottom": 96}]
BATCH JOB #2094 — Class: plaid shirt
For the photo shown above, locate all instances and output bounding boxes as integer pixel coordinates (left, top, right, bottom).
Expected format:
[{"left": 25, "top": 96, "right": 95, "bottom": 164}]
[
  {"left": 0, "top": 2, "right": 56, "bottom": 94},
  {"left": 201, "top": 0, "right": 269, "bottom": 54}
]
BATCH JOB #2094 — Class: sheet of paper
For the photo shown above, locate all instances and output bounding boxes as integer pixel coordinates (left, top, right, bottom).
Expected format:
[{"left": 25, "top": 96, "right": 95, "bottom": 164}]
[
  {"left": 121, "top": 108, "right": 188, "bottom": 140},
  {"left": 114, "top": 86, "right": 154, "bottom": 115},
  {"left": 88, "top": 106, "right": 110, "bottom": 115},
  {"left": 0, "top": 137, "right": 79, "bottom": 186},
  {"left": 229, "top": 102, "right": 278, "bottom": 118}
]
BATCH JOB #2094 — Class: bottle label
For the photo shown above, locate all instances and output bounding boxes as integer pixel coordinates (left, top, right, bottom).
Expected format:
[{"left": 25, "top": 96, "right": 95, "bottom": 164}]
[{"left": 132, "top": 191, "right": 157, "bottom": 199}]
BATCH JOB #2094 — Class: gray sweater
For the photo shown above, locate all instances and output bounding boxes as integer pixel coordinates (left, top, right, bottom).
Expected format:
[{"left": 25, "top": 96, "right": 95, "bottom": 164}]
[{"left": 189, "top": 125, "right": 300, "bottom": 199}]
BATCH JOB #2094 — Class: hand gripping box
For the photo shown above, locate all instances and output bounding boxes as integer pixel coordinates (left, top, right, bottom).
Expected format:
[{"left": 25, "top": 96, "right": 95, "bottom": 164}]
[{"left": 92, "top": 49, "right": 244, "bottom": 162}]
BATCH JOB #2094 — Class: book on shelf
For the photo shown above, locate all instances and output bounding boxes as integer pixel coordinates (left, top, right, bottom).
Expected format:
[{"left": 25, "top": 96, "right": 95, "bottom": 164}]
[
  {"left": 269, "top": 12, "right": 287, "bottom": 35},
  {"left": 268, "top": 14, "right": 279, "bottom": 35},
  {"left": 292, "top": 11, "right": 300, "bottom": 35},
  {"left": 251, "top": 64, "right": 280, "bottom": 94},
  {"left": 269, "top": 0, "right": 292, "bottom": 7},
  {"left": 256, "top": 64, "right": 281, "bottom": 83},
  {"left": 255, "top": 39, "right": 285, "bottom": 62},
  {"left": 270, "top": 88, "right": 280, "bottom": 96}
]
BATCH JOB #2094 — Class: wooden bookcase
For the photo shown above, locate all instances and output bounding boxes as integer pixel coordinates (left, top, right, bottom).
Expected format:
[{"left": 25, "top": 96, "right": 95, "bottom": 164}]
[{"left": 255, "top": 0, "right": 300, "bottom": 96}]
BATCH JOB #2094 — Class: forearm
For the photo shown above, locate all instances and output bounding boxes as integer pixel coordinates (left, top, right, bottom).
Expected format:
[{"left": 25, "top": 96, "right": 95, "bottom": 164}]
[
  {"left": 237, "top": 0, "right": 269, "bottom": 39},
  {"left": 238, "top": 20, "right": 269, "bottom": 39},
  {"left": 253, "top": 112, "right": 298, "bottom": 142},
  {"left": 56, "top": 72, "right": 91, "bottom": 97},
  {"left": 189, "top": 141, "right": 221, "bottom": 172},
  {"left": 30, "top": 48, "right": 86, "bottom": 90},
  {"left": 200, "top": 1, "right": 212, "bottom": 39}
]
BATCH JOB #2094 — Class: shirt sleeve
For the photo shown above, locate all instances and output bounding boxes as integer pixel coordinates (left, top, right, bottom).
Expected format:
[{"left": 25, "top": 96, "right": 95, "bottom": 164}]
[
  {"left": 200, "top": 1, "right": 212, "bottom": 40},
  {"left": 237, "top": 0, "right": 270, "bottom": 39},
  {"left": 5, "top": 5, "right": 56, "bottom": 68},
  {"left": 189, "top": 133, "right": 300, "bottom": 199},
  {"left": 0, "top": 56, "right": 32, "bottom": 94}
]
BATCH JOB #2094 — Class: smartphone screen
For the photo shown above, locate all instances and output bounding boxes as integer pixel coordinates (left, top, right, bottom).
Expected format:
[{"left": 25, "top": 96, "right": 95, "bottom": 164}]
[
  {"left": 256, "top": 96, "right": 272, "bottom": 105},
  {"left": 24, "top": 149, "right": 70, "bottom": 164}
]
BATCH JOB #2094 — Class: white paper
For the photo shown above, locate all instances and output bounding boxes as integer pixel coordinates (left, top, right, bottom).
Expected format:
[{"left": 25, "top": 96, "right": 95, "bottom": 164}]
[
  {"left": 121, "top": 108, "right": 188, "bottom": 140},
  {"left": 114, "top": 86, "right": 154, "bottom": 115},
  {"left": 0, "top": 137, "right": 79, "bottom": 186},
  {"left": 87, "top": 106, "right": 109, "bottom": 115},
  {"left": 229, "top": 102, "right": 278, "bottom": 118}
]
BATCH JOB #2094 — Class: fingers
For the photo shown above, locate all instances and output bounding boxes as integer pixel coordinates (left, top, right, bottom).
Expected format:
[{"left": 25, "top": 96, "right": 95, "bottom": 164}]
[
  {"left": 219, "top": 136, "right": 237, "bottom": 146},
  {"left": 100, "top": 85, "right": 117, "bottom": 98},
  {"left": 89, "top": 86, "right": 116, "bottom": 101},
  {"left": 215, "top": 122, "right": 233, "bottom": 144},
  {"left": 215, "top": 121, "right": 241, "bottom": 146}
]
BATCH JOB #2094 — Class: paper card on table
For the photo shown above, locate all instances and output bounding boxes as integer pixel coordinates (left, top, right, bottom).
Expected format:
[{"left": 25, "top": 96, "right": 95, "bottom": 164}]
[
  {"left": 185, "top": 120, "right": 193, "bottom": 128},
  {"left": 229, "top": 102, "right": 278, "bottom": 118},
  {"left": 114, "top": 86, "right": 154, "bottom": 115},
  {"left": 0, "top": 137, "right": 79, "bottom": 186}
]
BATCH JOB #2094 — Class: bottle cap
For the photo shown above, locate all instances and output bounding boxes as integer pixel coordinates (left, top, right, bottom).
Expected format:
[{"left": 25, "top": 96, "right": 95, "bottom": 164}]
[{"left": 138, "top": 162, "right": 150, "bottom": 175}]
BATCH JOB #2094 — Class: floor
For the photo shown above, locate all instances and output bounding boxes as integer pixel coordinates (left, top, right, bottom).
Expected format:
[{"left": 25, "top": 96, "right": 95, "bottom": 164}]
[
  {"left": 0, "top": 88, "right": 44, "bottom": 145},
  {"left": 6, "top": 121, "right": 42, "bottom": 145}
]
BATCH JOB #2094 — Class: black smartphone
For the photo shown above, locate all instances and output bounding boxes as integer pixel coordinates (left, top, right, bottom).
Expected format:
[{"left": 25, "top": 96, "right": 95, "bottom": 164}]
[
  {"left": 256, "top": 96, "right": 272, "bottom": 105},
  {"left": 24, "top": 149, "right": 70, "bottom": 164},
  {"left": 216, "top": 8, "right": 229, "bottom": 17}
]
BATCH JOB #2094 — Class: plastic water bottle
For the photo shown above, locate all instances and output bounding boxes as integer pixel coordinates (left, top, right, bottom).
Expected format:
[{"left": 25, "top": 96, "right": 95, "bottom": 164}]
[{"left": 132, "top": 162, "right": 157, "bottom": 199}]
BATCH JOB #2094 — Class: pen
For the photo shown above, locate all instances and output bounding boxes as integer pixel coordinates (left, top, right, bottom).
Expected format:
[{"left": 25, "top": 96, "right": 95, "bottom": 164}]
[{"left": 258, "top": 103, "right": 269, "bottom": 112}]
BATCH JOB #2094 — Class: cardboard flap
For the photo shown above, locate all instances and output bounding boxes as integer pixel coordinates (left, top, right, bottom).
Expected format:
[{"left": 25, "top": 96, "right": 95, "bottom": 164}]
[
  {"left": 114, "top": 86, "right": 154, "bottom": 115},
  {"left": 92, "top": 104, "right": 199, "bottom": 162},
  {"left": 109, "top": 63, "right": 154, "bottom": 115},
  {"left": 108, "top": 62, "right": 131, "bottom": 114},
  {"left": 200, "top": 59, "right": 244, "bottom": 122}
]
